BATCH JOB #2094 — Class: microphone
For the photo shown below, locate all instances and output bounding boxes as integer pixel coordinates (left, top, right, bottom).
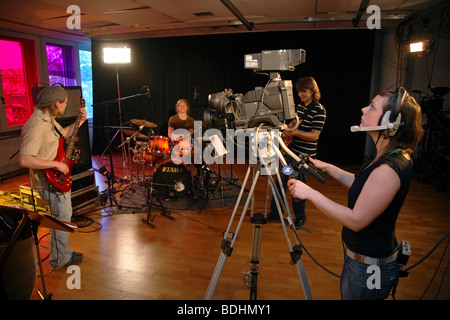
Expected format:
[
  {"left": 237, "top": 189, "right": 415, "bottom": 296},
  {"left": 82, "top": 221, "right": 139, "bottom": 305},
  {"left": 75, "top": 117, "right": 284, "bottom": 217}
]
[
  {"left": 350, "top": 120, "right": 405, "bottom": 133},
  {"left": 146, "top": 86, "right": 150, "bottom": 98},
  {"left": 350, "top": 124, "right": 389, "bottom": 132}
]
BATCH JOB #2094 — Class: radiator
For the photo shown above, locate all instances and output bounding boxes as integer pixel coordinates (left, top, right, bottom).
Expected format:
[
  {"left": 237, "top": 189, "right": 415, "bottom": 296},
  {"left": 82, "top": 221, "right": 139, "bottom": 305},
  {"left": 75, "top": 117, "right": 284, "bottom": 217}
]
[{"left": 0, "top": 137, "right": 23, "bottom": 176}]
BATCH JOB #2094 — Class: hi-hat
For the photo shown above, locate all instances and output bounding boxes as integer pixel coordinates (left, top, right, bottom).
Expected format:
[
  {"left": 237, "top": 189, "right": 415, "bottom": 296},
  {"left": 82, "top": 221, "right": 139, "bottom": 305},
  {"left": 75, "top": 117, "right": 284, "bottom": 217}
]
[{"left": 131, "top": 119, "right": 157, "bottom": 128}]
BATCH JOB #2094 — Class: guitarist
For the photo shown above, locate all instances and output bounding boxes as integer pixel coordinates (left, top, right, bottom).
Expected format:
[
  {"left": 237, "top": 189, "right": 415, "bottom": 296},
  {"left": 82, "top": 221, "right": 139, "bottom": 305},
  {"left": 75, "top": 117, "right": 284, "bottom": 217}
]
[
  {"left": 18, "top": 85, "right": 87, "bottom": 270},
  {"left": 267, "top": 77, "right": 326, "bottom": 229}
]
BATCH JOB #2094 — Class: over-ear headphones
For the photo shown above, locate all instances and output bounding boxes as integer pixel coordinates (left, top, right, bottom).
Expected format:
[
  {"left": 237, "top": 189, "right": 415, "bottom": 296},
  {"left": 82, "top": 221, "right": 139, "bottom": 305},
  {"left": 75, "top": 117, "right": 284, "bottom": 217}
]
[
  {"left": 350, "top": 87, "right": 406, "bottom": 136},
  {"left": 378, "top": 86, "right": 406, "bottom": 137}
]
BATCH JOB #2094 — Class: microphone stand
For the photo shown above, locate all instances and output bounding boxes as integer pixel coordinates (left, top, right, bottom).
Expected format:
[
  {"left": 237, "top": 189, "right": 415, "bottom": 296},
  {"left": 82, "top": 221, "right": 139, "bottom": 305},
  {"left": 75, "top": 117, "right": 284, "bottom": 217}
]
[
  {"left": 93, "top": 90, "right": 150, "bottom": 206},
  {"left": 96, "top": 90, "right": 151, "bottom": 163}
]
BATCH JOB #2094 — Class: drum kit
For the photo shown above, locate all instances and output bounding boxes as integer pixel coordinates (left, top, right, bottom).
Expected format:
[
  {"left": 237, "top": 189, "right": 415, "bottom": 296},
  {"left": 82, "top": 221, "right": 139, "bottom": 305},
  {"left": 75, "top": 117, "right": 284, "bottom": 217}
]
[{"left": 116, "top": 118, "right": 225, "bottom": 227}]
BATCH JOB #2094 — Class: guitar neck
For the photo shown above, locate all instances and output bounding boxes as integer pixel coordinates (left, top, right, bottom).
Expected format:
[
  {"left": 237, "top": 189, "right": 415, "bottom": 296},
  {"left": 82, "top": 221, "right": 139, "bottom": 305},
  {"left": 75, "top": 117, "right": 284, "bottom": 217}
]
[{"left": 65, "top": 97, "right": 84, "bottom": 159}]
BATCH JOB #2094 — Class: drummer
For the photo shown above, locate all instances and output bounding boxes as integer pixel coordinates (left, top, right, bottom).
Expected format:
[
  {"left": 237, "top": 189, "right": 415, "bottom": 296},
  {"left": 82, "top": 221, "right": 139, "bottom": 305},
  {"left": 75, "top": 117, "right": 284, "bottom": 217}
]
[{"left": 168, "top": 99, "right": 195, "bottom": 139}]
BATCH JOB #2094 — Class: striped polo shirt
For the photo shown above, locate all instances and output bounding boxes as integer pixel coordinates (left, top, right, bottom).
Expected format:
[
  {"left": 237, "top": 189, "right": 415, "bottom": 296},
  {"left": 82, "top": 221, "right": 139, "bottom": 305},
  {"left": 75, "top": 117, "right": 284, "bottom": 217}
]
[{"left": 290, "top": 100, "right": 326, "bottom": 158}]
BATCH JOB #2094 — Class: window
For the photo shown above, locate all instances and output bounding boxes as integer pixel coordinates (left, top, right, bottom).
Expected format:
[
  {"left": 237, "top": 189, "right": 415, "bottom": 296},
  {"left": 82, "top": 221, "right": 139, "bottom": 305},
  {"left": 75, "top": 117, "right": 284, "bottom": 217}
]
[
  {"left": 0, "top": 38, "right": 36, "bottom": 129},
  {"left": 79, "top": 49, "right": 93, "bottom": 119},
  {"left": 46, "top": 43, "right": 76, "bottom": 87}
]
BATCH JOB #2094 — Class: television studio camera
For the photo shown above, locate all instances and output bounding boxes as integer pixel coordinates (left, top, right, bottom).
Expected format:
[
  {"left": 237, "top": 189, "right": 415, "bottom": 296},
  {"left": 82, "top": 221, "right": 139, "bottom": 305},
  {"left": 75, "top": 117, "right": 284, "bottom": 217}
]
[
  {"left": 203, "top": 49, "right": 306, "bottom": 130},
  {"left": 203, "top": 50, "right": 328, "bottom": 302}
]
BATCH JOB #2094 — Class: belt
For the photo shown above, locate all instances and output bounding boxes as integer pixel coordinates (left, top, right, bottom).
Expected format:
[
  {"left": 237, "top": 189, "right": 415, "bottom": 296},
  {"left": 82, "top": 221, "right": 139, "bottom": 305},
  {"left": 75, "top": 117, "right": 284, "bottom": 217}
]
[{"left": 344, "top": 244, "right": 398, "bottom": 266}]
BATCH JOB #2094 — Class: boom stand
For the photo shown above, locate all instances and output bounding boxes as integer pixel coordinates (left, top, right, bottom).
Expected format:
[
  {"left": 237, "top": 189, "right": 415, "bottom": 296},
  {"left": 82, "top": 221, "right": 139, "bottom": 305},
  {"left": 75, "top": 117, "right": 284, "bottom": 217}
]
[{"left": 204, "top": 162, "right": 312, "bottom": 300}]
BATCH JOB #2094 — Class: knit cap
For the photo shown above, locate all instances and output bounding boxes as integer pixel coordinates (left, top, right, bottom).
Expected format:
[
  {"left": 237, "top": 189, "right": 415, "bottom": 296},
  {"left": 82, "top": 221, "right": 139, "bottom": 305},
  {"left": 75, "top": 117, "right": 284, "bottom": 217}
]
[{"left": 37, "top": 86, "right": 68, "bottom": 107}]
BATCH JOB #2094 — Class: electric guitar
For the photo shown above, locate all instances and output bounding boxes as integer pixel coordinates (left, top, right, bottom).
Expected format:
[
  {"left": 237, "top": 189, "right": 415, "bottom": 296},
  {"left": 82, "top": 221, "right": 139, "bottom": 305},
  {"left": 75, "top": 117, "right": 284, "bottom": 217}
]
[
  {"left": 280, "top": 118, "right": 301, "bottom": 152},
  {"left": 45, "top": 97, "right": 85, "bottom": 193}
]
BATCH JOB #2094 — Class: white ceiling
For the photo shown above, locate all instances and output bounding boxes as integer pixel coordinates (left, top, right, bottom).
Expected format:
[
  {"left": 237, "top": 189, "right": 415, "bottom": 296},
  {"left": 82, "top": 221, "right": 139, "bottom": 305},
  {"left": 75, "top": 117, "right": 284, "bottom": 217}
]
[{"left": 0, "top": 0, "right": 446, "bottom": 42}]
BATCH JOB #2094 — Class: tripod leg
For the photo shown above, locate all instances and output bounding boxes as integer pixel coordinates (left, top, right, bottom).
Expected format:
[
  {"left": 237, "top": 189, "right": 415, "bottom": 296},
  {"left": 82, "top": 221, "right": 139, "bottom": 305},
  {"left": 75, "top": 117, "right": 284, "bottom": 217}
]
[
  {"left": 204, "top": 165, "right": 259, "bottom": 300},
  {"left": 249, "top": 217, "right": 264, "bottom": 300},
  {"left": 268, "top": 173, "right": 313, "bottom": 300}
]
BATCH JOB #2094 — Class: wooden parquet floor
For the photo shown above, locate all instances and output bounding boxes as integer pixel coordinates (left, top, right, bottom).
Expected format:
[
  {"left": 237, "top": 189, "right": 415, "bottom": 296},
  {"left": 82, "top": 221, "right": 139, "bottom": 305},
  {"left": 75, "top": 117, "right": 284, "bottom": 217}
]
[{"left": 0, "top": 153, "right": 448, "bottom": 301}]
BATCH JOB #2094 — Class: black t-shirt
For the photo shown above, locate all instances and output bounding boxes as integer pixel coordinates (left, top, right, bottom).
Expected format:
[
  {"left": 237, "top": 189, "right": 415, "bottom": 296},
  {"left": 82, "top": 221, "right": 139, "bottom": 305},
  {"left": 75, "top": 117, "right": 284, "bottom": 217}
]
[{"left": 343, "top": 151, "right": 413, "bottom": 258}]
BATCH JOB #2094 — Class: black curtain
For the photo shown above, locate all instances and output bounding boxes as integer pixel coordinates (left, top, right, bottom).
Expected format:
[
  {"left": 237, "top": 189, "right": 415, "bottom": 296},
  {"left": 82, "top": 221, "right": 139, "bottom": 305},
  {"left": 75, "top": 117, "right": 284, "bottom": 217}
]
[{"left": 92, "top": 29, "right": 375, "bottom": 165}]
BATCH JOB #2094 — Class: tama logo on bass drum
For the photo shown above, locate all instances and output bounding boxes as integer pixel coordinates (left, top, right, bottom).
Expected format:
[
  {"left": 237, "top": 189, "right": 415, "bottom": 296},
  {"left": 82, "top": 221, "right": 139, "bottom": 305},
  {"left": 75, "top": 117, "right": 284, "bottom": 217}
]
[{"left": 161, "top": 166, "right": 184, "bottom": 173}]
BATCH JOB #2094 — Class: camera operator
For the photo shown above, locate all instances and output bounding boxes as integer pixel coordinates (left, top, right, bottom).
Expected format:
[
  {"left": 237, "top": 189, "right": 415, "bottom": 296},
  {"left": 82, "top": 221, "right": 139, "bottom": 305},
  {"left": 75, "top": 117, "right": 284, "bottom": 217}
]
[
  {"left": 287, "top": 88, "right": 423, "bottom": 299},
  {"left": 267, "top": 76, "right": 326, "bottom": 228}
]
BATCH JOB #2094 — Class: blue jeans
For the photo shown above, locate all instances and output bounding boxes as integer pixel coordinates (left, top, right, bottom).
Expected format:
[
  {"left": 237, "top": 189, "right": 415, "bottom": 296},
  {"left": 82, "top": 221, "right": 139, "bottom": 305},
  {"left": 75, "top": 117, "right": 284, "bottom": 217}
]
[
  {"left": 39, "top": 189, "right": 74, "bottom": 269},
  {"left": 340, "top": 255, "right": 400, "bottom": 300}
]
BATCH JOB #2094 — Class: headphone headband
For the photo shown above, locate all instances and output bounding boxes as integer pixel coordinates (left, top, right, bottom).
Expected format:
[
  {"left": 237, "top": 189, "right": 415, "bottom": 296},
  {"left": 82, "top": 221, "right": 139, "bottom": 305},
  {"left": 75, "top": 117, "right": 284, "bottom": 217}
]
[
  {"left": 391, "top": 86, "right": 407, "bottom": 123},
  {"left": 378, "top": 86, "right": 407, "bottom": 137}
]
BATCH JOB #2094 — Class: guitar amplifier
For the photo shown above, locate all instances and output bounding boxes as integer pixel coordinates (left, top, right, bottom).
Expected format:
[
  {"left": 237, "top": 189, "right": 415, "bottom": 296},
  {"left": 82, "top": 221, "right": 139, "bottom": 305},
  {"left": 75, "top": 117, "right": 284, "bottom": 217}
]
[
  {"left": 71, "top": 185, "right": 99, "bottom": 212},
  {"left": 20, "top": 182, "right": 99, "bottom": 214},
  {"left": 72, "top": 169, "right": 96, "bottom": 192}
]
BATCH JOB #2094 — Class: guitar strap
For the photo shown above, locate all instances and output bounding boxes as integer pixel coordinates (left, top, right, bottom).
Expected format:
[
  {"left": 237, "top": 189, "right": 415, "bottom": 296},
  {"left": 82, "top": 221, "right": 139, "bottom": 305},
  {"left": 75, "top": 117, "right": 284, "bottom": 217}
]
[{"left": 53, "top": 125, "right": 64, "bottom": 138}]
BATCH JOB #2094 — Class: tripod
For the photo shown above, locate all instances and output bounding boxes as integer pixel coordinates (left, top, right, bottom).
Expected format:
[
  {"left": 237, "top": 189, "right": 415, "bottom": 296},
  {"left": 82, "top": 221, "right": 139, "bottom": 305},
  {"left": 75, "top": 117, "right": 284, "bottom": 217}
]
[{"left": 204, "top": 161, "right": 312, "bottom": 300}]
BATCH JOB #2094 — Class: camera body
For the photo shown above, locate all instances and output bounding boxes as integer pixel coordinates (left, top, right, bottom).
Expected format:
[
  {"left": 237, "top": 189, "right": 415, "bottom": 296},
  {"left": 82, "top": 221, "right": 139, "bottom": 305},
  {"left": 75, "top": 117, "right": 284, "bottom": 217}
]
[{"left": 204, "top": 49, "right": 306, "bottom": 130}]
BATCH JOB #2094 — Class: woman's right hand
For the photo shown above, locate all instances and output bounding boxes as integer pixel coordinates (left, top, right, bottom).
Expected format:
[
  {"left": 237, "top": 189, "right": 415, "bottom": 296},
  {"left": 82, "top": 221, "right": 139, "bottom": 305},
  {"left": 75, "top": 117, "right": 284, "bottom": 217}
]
[{"left": 309, "top": 157, "right": 328, "bottom": 172}]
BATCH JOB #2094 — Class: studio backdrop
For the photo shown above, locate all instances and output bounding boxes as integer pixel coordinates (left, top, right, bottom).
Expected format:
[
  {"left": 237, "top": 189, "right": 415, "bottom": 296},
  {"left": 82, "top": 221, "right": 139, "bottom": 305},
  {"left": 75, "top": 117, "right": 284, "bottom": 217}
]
[{"left": 91, "top": 29, "right": 375, "bottom": 165}]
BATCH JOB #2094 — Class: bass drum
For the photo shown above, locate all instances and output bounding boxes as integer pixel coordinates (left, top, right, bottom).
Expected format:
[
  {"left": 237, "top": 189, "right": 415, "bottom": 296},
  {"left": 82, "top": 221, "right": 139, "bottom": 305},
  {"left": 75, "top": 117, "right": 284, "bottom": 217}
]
[{"left": 152, "top": 158, "right": 192, "bottom": 200}]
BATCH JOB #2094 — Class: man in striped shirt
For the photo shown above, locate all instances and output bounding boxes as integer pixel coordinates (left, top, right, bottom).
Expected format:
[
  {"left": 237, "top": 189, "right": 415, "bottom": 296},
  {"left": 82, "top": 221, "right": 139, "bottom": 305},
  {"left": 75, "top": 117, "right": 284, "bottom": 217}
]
[{"left": 268, "top": 77, "right": 326, "bottom": 228}]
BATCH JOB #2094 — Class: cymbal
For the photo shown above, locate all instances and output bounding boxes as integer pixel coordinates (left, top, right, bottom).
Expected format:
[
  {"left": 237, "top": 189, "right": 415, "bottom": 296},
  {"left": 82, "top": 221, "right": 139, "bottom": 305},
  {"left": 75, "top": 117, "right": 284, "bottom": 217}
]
[
  {"left": 121, "top": 129, "right": 148, "bottom": 140},
  {"left": 130, "top": 119, "right": 157, "bottom": 128}
]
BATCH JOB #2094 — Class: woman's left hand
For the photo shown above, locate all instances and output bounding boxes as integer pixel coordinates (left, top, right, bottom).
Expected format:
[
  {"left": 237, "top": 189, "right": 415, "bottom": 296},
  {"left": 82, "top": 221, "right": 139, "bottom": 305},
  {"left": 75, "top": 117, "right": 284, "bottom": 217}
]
[{"left": 287, "top": 178, "right": 313, "bottom": 200}]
